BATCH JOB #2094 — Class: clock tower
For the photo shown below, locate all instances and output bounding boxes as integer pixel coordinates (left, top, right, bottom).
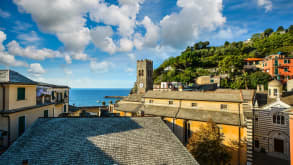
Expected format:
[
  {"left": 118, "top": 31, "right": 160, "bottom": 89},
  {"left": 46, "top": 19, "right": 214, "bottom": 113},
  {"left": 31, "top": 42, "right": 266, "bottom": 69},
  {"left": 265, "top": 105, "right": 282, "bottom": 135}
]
[{"left": 137, "top": 59, "right": 153, "bottom": 94}]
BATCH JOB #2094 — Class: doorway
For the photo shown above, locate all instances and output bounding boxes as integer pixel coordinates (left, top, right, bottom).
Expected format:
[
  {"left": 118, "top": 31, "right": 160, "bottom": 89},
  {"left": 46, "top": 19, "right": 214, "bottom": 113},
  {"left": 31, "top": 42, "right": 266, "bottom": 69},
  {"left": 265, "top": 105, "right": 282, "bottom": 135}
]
[{"left": 274, "top": 138, "right": 284, "bottom": 153}]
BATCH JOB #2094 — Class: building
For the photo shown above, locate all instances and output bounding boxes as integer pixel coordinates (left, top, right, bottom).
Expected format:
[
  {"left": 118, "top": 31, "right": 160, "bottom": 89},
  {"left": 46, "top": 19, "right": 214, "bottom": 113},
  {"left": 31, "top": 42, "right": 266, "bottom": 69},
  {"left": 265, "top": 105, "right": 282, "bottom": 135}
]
[
  {"left": 195, "top": 75, "right": 221, "bottom": 87},
  {"left": 136, "top": 59, "right": 153, "bottom": 94},
  {"left": 0, "top": 117, "right": 198, "bottom": 164},
  {"left": 244, "top": 58, "right": 264, "bottom": 71},
  {"left": 263, "top": 53, "right": 293, "bottom": 83},
  {"left": 112, "top": 59, "right": 255, "bottom": 165},
  {"left": 0, "top": 70, "right": 69, "bottom": 148},
  {"left": 253, "top": 80, "right": 293, "bottom": 160},
  {"left": 153, "top": 82, "right": 183, "bottom": 91}
]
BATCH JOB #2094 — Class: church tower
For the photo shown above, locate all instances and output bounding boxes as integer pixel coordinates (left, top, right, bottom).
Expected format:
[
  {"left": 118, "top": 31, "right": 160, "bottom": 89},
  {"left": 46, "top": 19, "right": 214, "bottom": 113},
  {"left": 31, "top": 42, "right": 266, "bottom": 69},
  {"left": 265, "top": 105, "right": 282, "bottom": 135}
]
[{"left": 137, "top": 59, "right": 153, "bottom": 94}]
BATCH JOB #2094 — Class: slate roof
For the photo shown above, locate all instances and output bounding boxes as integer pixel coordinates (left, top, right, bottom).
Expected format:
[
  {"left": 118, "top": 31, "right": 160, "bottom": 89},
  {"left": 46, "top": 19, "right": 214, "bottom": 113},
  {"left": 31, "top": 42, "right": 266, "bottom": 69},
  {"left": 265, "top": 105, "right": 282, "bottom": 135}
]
[
  {"left": 177, "top": 108, "right": 244, "bottom": 126},
  {"left": 115, "top": 102, "right": 143, "bottom": 113},
  {"left": 37, "top": 82, "right": 69, "bottom": 88},
  {"left": 0, "top": 117, "right": 197, "bottom": 165},
  {"left": 142, "top": 105, "right": 179, "bottom": 118},
  {"left": 123, "top": 94, "right": 144, "bottom": 102},
  {"left": 0, "top": 70, "right": 36, "bottom": 84},
  {"left": 143, "top": 90, "right": 244, "bottom": 102}
]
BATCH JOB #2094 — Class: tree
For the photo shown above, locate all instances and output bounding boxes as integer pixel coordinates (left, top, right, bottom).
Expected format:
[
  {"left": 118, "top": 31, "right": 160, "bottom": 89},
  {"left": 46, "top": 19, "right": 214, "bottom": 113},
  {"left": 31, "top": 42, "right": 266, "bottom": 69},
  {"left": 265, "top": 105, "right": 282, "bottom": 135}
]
[
  {"left": 109, "top": 100, "right": 113, "bottom": 104},
  {"left": 289, "top": 25, "right": 293, "bottom": 34},
  {"left": 102, "top": 101, "right": 106, "bottom": 106},
  {"left": 264, "top": 28, "right": 274, "bottom": 37},
  {"left": 277, "top": 26, "right": 284, "bottom": 32},
  {"left": 224, "top": 41, "right": 230, "bottom": 47},
  {"left": 187, "top": 119, "right": 231, "bottom": 165}
]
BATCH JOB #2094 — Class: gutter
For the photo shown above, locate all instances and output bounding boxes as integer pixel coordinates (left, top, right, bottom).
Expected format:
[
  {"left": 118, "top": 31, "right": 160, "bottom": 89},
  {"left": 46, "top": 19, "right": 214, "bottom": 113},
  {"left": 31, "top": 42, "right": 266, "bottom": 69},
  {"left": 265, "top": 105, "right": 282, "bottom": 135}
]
[{"left": 1, "top": 84, "right": 10, "bottom": 146}]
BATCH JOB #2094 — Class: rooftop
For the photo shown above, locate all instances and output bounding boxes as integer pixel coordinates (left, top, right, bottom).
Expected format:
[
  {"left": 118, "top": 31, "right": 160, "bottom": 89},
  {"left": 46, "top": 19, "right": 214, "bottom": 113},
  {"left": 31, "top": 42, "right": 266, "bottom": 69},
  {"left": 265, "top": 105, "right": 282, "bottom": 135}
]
[
  {"left": 0, "top": 70, "right": 36, "bottom": 85},
  {"left": 0, "top": 117, "right": 197, "bottom": 165},
  {"left": 244, "top": 58, "right": 264, "bottom": 61}
]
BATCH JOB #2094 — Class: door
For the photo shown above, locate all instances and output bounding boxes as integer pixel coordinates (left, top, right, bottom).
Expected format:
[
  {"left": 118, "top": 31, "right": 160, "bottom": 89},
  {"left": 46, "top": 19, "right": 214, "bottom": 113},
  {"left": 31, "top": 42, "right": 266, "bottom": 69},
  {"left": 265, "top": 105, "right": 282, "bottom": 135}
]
[
  {"left": 44, "top": 110, "right": 49, "bottom": 117},
  {"left": 64, "top": 105, "right": 66, "bottom": 113},
  {"left": 18, "top": 116, "right": 26, "bottom": 136},
  {"left": 274, "top": 139, "right": 284, "bottom": 153}
]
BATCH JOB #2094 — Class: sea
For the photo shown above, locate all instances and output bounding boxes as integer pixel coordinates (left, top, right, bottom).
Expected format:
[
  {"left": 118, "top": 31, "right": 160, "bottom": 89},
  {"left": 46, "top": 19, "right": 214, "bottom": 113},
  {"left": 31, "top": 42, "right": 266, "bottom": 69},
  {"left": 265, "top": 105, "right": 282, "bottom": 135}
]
[{"left": 69, "top": 88, "right": 131, "bottom": 106}]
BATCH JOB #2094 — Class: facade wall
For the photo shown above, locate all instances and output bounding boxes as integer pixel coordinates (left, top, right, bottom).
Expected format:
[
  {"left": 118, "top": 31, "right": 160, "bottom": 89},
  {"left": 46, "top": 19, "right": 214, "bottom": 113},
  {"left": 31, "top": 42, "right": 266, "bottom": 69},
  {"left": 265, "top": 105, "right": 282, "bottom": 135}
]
[
  {"left": 290, "top": 114, "right": 293, "bottom": 165},
  {"left": 254, "top": 109, "right": 290, "bottom": 159},
  {"left": 0, "top": 86, "right": 3, "bottom": 111},
  {"left": 6, "top": 85, "right": 36, "bottom": 110},
  {"left": 54, "top": 103, "right": 68, "bottom": 117},
  {"left": 5, "top": 104, "right": 54, "bottom": 145}
]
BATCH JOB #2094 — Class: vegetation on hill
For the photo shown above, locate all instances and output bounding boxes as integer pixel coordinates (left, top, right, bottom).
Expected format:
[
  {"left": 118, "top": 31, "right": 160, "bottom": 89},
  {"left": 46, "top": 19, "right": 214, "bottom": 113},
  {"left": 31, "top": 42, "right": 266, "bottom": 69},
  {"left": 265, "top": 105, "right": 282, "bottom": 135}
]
[{"left": 153, "top": 25, "right": 293, "bottom": 89}]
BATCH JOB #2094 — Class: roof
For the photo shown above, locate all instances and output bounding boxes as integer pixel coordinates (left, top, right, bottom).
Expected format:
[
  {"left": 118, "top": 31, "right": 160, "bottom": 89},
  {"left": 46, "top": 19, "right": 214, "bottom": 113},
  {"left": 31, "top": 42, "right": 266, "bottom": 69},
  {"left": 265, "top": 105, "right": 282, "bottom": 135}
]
[
  {"left": 122, "top": 94, "right": 144, "bottom": 102},
  {"left": 0, "top": 103, "right": 55, "bottom": 114},
  {"left": 37, "top": 82, "right": 69, "bottom": 88},
  {"left": 268, "top": 80, "right": 282, "bottom": 87},
  {"left": 143, "top": 105, "right": 179, "bottom": 118},
  {"left": 0, "top": 70, "right": 37, "bottom": 85},
  {"left": 115, "top": 102, "right": 143, "bottom": 113},
  {"left": 143, "top": 90, "right": 244, "bottom": 102},
  {"left": 0, "top": 118, "right": 198, "bottom": 165},
  {"left": 244, "top": 58, "right": 264, "bottom": 61},
  {"left": 177, "top": 108, "right": 244, "bottom": 126}
]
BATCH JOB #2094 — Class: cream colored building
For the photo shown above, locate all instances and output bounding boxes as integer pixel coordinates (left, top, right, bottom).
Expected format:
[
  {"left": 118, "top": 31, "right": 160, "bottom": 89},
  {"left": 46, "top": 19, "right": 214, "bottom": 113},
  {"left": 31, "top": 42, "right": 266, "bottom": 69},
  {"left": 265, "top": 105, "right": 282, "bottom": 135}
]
[{"left": 0, "top": 70, "right": 69, "bottom": 148}]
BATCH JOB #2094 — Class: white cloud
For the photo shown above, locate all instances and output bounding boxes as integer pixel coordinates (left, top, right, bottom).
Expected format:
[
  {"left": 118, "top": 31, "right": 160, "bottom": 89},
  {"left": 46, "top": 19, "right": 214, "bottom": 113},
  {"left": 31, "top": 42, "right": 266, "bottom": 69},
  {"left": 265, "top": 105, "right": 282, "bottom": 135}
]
[
  {"left": 0, "top": 51, "right": 28, "bottom": 67},
  {"left": 213, "top": 27, "right": 248, "bottom": 40},
  {"left": 128, "top": 53, "right": 136, "bottom": 61},
  {"left": 90, "top": 0, "right": 144, "bottom": 37},
  {"left": 64, "top": 68, "right": 72, "bottom": 76},
  {"left": 90, "top": 60, "right": 112, "bottom": 73},
  {"left": 72, "top": 52, "right": 88, "bottom": 61},
  {"left": 160, "top": 0, "right": 226, "bottom": 48},
  {"left": 0, "top": 9, "right": 10, "bottom": 18},
  {"left": 64, "top": 55, "right": 72, "bottom": 64},
  {"left": 119, "top": 38, "right": 133, "bottom": 52},
  {"left": 0, "top": 31, "right": 6, "bottom": 51},
  {"left": 135, "top": 16, "right": 159, "bottom": 48},
  {"left": 126, "top": 68, "right": 135, "bottom": 72},
  {"left": 28, "top": 63, "right": 46, "bottom": 76},
  {"left": 90, "top": 26, "right": 117, "bottom": 54},
  {"left": 7, "top": 40, "right": 63, "bottom": 60},
  {"left": 17, "top": 31, "right": 41, "bottom": 45},
  {"left": 257, "top": 0, "right": 272, "bottom": 12},
  {"left": 13, "top": 0, "right": 95, "bottom": 52}
]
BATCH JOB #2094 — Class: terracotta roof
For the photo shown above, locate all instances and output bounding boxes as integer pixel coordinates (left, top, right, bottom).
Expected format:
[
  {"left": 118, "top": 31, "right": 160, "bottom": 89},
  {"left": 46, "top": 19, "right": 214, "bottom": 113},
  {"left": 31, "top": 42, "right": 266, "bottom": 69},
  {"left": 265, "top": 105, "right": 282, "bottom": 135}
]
[
  {"left": 143, "top": 90, "right": 244, "bottom": 102},
  {"left": 244, "top": 58, "right": 264, "bottom": 61},
  {"left": 0, "top": 118, "right": 198, "bottom": 165}
]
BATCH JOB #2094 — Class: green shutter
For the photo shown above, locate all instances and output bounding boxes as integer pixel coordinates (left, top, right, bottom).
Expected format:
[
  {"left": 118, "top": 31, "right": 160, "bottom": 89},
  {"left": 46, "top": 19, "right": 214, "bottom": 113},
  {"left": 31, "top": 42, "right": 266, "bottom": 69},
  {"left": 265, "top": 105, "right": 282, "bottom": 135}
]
[
  {"left": 44, "top": 110, "right": 49, "bottom": 117},
  {"left": 274, "top": 68, "right": 278, "bottom": 75},
  {"left": 18, "top": 116, "right": 25, "bottom": 136},
  {"left": 17, "top": 88, "right": 25, "bottom": 100}
]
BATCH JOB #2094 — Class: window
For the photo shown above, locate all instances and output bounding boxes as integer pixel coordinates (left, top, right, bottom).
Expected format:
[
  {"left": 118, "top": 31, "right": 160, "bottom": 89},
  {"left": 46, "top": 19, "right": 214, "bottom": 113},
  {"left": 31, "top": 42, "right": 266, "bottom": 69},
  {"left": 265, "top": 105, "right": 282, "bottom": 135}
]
[
  {"left": 149, "top": 100, "right": 153, "bottom": 104},
  {"left": 255, "top": 115, "right": 258, "bottom": 122},
  {"left": 273, "top": 114, "right": 285, "bottom": 125},
  {"left": 284, "top": 67, "right": 288, "bottom": 72},
  {"left": 274, "top": 89, "right": 278, "bottom": 96},
  {"left": 168, "top": 100, "right": 173, "bottom": 105},
  {"left": 288, "top": 59, "right": 291, "bottom": 63},
  {"left": 17, "top": 88, "right": 25, "bottom": 100},
  {"left": 64, "top": 105, "right": 66, "bottom": 113},
  {"left": 220, "top": 104, "right": 227, "bottom": 110},
  {"left": 255, "top": 140, "right": 259, "bottom": 148},
  {"left": 274, "top": 68, "right": 278, "bottom": 75},
  {"left": 210, "top": 79, "right": 214, "bottom": 83},
  {"left": 256, "top": 61, "right": 259, "bottom": 64},
  {"left": 269, "top": 89, "right": 271, "bottom": 96},
  {"left": 284, "top": 59, "right": 287, "bottom": 64},
  {"left": 51, "top": 91, "right": 55, "bottom": 100},
  {"left": 191, "top": 103, "right": 197, "bottom": 107},
  {"left": 44, "top": 110, "right": 49, "bottom": 118}
]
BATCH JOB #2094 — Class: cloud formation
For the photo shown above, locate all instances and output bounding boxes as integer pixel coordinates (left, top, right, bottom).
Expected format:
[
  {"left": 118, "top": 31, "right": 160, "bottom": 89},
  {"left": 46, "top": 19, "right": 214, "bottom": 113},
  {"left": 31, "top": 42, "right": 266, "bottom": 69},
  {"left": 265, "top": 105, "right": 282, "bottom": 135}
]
[
  {"left": 0, "top": 31, "right": 6, "bottom": 51},
  {"left": 28, "top": 63, "right": 46, "bottom": 76},
  {"left": 90, "top": 60, "right": 112, "bottom": 73},
  {"left": 257, "top": 0, "right": 272, "bottom": 12},
  {"left": 0, "top": 52, "right": 28, "bottom": 67}
]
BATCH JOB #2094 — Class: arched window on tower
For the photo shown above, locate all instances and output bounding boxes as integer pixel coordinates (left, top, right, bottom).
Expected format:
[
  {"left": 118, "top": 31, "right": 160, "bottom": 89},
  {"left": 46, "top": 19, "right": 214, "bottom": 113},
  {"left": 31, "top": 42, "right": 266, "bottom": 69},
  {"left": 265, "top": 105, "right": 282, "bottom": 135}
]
[{"left": 273, "top": 114, "right": 285, "bottom": 125}]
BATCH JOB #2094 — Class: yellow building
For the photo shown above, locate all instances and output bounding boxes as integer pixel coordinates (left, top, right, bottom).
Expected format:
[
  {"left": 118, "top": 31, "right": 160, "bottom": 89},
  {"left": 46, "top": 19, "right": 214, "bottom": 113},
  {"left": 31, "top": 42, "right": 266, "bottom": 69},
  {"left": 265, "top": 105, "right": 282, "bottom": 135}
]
[
  {"left": 114, "top": 89, "right": 255, "bottom": 165},
  {"left": 0, "top": 70, "right": 69, "bottom": 148}
]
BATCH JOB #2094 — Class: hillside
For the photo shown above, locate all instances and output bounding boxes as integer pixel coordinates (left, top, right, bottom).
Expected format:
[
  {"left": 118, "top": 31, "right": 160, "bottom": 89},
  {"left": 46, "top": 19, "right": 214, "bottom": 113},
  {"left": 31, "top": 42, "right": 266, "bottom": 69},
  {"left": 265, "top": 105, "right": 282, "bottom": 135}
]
[{"left": 153, "top": 25, "right": 293, "bottom": 89}]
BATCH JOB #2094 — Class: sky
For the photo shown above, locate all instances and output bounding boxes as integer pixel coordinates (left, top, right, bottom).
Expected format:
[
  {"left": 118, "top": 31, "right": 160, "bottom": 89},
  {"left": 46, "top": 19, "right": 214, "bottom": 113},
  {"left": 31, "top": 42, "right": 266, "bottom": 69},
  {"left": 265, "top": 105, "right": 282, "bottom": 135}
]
[{"left": 0, "top": 0, "right": 292, "bottom": 88}]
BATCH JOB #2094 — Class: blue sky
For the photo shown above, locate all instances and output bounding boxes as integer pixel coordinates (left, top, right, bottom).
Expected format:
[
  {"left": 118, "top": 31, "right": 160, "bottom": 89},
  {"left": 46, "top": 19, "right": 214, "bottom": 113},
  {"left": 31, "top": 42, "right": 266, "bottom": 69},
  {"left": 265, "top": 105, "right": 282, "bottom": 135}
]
[{"left": 0, "top": 0, "right": 292, "bottom": 88}]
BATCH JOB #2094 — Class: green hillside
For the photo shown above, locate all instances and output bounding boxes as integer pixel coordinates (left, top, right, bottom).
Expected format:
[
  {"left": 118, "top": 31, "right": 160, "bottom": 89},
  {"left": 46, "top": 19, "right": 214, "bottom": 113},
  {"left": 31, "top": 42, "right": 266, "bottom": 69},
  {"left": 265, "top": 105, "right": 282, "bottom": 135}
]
[{"left": 153, "top": 25, "right": 293, "bottom": 89}]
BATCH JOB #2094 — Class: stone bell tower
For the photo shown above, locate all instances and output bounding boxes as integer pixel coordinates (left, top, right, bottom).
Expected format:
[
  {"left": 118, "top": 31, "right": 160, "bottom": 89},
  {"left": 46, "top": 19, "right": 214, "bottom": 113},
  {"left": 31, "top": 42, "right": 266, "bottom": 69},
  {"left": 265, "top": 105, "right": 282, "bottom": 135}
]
[{"left": 137, "top": 59, "right": 153, "bottom": 94}]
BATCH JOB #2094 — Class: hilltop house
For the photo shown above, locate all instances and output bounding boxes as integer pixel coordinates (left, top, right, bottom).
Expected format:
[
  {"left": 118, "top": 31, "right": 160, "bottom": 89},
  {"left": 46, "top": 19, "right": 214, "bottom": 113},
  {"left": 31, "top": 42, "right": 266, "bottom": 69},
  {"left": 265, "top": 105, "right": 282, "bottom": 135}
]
[{"left": 0, "top": 70, "right": 69, "bottom": 149}]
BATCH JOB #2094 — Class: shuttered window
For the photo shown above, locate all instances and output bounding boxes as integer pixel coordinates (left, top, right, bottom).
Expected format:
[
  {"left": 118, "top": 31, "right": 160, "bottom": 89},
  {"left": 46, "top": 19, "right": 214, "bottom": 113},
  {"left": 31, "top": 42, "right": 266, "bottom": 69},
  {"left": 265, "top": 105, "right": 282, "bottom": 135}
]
[
  {"left": 17, "top": 88, "right": 25, "bottom": 100},
  {"left": 44, "top": 110, "right": 49, "bottom": 118}
]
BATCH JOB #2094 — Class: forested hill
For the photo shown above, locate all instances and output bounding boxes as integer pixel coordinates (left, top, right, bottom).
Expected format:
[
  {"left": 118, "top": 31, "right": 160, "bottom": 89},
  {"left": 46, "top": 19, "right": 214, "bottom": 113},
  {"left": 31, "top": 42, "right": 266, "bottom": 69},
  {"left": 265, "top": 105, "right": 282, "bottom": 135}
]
[{"left": 153, "top": 25, "right": 293, "bottom": 89}]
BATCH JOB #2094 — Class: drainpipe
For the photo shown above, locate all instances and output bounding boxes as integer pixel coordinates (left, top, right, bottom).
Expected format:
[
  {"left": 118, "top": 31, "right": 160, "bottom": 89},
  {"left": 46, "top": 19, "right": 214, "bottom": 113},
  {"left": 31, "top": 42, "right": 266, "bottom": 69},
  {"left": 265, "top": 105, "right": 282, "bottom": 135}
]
[
  {"left": 238, "top": 103, "right": 242, "bottom": 165},
  {"left": 1, "top": 84, "right": 10, "bottom": 147}
]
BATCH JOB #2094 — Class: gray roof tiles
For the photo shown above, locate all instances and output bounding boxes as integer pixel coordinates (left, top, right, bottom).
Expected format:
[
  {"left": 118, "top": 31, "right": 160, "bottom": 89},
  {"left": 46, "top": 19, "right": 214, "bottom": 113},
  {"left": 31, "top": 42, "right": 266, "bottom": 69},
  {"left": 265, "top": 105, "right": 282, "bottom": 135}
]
[
  {"left": 0, "top": 70, "right": 36, "bottom": 84},
  {"left": 0, "top": 117, "right": 198, "bottom": 165},
  {"left": 143, "top": 90, "right": 244, "bottom": 102}
]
